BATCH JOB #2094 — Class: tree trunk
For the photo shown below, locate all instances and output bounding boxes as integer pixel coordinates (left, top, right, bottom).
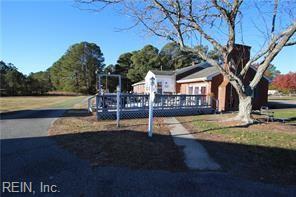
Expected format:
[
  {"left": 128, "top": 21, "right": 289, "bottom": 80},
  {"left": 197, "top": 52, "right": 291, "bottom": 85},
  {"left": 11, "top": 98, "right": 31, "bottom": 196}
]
[{"left": 235, "top": 96, "right": 253, "bottom": 124}]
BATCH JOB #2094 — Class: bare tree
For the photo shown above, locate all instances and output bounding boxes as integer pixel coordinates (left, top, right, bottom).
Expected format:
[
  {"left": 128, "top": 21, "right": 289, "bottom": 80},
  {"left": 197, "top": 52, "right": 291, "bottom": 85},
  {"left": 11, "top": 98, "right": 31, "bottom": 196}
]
[{"left": 77, "top": 0, "right": 296, "bottom": 123}]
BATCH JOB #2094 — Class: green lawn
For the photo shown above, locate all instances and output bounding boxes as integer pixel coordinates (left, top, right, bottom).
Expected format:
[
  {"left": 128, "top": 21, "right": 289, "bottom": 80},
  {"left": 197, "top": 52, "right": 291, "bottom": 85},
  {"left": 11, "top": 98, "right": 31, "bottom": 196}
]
[
  {"left": 272, "top": 108, "right": 296, "bottom": 119},
  {"left": 0, "top": 96, "right": 87, "bottom": 112}
]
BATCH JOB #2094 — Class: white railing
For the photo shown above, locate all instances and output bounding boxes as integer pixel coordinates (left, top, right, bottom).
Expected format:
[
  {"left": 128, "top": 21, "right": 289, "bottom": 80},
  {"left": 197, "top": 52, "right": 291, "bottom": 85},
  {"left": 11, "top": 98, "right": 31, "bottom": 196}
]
[
  {"left": 96, "top": 93, "right": 210, "bottom": 111},
  {"left": 88, "top": 95, "right": 97, "bottom": 112}
]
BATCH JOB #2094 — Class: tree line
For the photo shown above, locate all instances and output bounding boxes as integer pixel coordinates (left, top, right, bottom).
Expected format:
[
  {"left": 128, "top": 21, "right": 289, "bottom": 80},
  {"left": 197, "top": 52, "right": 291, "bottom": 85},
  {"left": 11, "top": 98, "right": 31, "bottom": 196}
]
[
  {"left": 0, "top": 61, "right": 52, "bottom": 96},
  {"left": 1, "top": 41, "right": 292, "bottom": 96},
  {"left": 1, "top": 42, "right": 104, "bottom": 96},
  {"left": 1, "top": 41, "right": 221, "bottom": 96}
]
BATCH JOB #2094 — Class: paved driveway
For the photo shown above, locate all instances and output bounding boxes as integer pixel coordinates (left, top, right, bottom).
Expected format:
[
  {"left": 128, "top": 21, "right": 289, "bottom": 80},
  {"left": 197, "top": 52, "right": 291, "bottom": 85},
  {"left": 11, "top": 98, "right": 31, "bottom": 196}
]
[
  {"left": 1, "top": 109, "right": 295, "bottom": 196},
  {"left": 0, "top": 109, "right": 66, "bottom": 139}
]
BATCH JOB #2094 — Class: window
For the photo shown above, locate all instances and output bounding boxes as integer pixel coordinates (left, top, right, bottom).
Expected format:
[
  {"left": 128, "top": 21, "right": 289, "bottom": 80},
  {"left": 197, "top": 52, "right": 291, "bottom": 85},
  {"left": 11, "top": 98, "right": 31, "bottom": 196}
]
[
  {"left": 201, "top": 87, "right": 206, "bottom": 94},
  {"left": 194, "top": 87, "right": 199, "bottom": 94},
  {"left": 188, "top": 87, "right": 193, "bottom": 94},
  {"left": 157, "top": 82, "right": 162, "bottom": 94}
]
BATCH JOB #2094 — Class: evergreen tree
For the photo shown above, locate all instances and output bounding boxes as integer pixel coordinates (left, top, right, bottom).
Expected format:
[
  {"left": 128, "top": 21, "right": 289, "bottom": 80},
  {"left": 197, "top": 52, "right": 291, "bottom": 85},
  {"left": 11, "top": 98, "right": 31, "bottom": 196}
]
[
  {"left": 127, "top": 45, "right": 162, "bottom": 83},
  {"left": 0, "top": 61, "right": 27, "bottom": 96},
  {"left": 159, "top": 42, "right": 204, "bottom": 69},
  {"left": 28, "top": 71, "right": 52, "bottom": 94},
  {"left": 114, "top": 52, "right": 135, "bottom": 92},
  {"left": 50, "top": 42, "right": 105, "bottom": 94}
]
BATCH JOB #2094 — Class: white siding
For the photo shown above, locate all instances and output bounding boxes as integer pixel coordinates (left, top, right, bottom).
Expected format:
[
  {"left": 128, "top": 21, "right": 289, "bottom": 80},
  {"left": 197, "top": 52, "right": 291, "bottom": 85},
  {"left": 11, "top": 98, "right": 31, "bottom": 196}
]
[{"left": 144, "top": 71, "right": 176, "bottom": 94}]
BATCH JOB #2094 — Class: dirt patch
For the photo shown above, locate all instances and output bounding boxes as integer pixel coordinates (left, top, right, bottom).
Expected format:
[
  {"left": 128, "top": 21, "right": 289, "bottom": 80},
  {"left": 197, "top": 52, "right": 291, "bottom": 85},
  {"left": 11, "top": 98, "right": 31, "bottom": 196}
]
[{"left": 49, "top": 111, "right": 187, "bottom": 171}]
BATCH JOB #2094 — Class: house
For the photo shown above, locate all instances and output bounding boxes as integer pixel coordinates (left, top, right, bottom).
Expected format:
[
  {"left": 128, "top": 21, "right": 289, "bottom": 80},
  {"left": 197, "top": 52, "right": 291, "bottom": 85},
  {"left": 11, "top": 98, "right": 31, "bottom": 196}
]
[
  {"left": 145, "top": 70, "right": 176, "bottom": 94},
  {"left": 132, "top": 44, "right": 269, "bottom": 111},
  {"left": 132, "top": 62, "right": 210, "bottom": 94}
]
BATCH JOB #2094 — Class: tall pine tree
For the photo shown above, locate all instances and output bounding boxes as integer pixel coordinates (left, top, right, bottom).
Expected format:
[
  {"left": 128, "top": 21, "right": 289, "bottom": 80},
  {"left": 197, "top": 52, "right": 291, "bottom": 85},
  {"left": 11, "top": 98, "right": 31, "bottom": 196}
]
[{"left": 50, "top": 42, "right": 105, "bottom": 94}]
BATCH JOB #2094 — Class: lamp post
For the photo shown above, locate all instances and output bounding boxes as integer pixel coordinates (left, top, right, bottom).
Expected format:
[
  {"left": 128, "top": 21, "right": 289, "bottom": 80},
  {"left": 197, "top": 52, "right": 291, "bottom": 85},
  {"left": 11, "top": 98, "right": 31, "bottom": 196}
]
[{"left": 148, "top": 76, "right": 156, "bottom": 137}]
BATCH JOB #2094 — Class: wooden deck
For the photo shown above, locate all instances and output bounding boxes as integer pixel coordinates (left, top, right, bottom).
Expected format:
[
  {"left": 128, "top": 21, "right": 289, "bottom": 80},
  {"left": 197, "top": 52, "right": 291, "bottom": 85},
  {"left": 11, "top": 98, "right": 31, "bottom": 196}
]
[{"left": 96, "top": 94, "right": 214, "bottom": 120}]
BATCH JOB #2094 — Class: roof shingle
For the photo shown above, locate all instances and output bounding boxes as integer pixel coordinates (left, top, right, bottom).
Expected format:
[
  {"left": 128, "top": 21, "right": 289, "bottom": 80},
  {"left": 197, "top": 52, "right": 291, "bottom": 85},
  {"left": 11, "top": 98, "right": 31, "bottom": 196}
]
[{"left": 177, "top": 66, "right": 220, "bottom": 81}]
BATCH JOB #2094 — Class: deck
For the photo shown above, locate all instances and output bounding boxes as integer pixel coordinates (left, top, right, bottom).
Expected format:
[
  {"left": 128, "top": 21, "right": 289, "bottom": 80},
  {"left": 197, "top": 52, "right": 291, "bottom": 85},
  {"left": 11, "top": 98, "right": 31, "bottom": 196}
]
[{"left": 95, "top": 94, "right": 215, "bottom": 120}]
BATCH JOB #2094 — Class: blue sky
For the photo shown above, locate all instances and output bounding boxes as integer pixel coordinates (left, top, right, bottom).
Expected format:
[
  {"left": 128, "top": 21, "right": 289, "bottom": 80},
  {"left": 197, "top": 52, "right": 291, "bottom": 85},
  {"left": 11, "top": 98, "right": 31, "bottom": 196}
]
[{"left": 1, "top": 0, "right": 295, "bottom": 75}]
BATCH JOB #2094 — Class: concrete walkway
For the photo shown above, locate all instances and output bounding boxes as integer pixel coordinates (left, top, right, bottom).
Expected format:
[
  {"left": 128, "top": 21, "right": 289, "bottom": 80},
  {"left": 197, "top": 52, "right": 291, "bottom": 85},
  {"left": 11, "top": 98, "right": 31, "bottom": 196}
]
[{"left": 164, "top": 117, "right": 220, "bottom": 170}]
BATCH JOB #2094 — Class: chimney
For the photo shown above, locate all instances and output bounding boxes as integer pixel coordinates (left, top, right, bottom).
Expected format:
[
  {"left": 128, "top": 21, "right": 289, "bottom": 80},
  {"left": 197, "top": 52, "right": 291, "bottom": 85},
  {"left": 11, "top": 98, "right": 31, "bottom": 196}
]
[
  {"left": 229, "top": 44, "right": 251, "bottom": 72},
  {"left": 218, "top": 44, "right": 251, "bottom": 112}
]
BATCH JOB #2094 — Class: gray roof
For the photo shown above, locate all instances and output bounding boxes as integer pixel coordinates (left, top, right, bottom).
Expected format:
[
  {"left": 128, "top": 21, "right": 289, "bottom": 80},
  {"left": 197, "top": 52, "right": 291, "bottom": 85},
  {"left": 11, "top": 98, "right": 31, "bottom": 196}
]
[
  {"left": 133, "top": 62, "right": 219, "bottom": 85},
  {"left": 178, "top": 66, "right": 220, "bottom": 81},
  {"left": 175, "top": 62, "right": 212, "bottom": 75},
  {"left": 150, "top": 62, "right": 212, "bottom": 76},
  {"left": 150, "top": 70, "right": 175, "bottom": 75}
]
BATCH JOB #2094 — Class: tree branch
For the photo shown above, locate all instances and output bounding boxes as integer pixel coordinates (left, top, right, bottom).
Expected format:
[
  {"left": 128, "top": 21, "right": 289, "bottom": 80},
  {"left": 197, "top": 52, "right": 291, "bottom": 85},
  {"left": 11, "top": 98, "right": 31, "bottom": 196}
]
[
  {"left": 152, "top": 0, "right": 185, "bottom": 47},
  {"left": 240, "top": 22, "right": 296, "bottom": 77},
  {"left": 284, "top": 41, "right": 296, "bottom": 46},
  {"left": 250, "top": 22, "right": 296, "bottom": 89},
  {"left": 271, "top": 0, "right": 278, "bottom": 34}
]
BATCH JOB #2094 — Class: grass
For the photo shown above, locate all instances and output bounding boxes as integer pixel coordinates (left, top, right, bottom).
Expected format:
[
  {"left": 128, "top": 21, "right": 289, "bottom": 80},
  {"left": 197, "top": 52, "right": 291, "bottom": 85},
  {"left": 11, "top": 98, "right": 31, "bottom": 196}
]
[
  {"left": 268, "top": 96, "right": 296, "bottom": 100},
  {"left": 177, "top": 113, "right": 296, "bottom": 185},
  {"left": 185, "top": 115, "right": 295, "bottom": 149},
  {"left": 49, "top": 110, "right": 187, "bottom": 171},
  {"left": 272, "top": 108, "right": 296, "bottom": 119},
  {"left": 0, "top": 96, "right": 87, "bottom": 112}
]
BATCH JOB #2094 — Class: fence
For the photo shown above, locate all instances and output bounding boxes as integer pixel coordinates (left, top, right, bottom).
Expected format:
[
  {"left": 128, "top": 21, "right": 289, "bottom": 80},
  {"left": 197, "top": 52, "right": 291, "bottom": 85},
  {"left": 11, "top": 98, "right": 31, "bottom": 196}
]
[{"left": 96, "top": 93, "right": 214, "bottom": 119}]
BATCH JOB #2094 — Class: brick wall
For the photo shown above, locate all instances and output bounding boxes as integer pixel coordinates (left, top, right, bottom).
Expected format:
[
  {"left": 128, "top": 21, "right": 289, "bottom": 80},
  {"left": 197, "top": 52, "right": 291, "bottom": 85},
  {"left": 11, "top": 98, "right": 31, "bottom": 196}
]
[
  {"left": 133, "top": 84, "right": 145, "bottom": 94},
  {"left": 178, "top": 81, "right": 211, "bottom": 95}
]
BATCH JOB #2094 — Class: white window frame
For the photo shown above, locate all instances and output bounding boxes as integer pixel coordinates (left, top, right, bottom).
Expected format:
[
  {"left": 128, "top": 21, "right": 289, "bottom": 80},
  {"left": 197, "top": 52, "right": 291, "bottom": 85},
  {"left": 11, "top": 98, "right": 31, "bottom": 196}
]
[
  {"left": 188, "top": 84, "right": 207, "bottom": 95},
  {"left": 188, "top": 86, "right": 194, "bottom": 94}
]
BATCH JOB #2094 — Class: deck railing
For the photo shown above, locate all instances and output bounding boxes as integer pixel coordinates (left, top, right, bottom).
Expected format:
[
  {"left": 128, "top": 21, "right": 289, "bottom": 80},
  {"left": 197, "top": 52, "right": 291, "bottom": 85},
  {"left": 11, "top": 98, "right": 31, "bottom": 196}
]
[
  {"left": 96, "top": 93, "right": 213, "bottom": 119},
  {"left": 96, "top": 93, "right": 209, "bottom": 111}
]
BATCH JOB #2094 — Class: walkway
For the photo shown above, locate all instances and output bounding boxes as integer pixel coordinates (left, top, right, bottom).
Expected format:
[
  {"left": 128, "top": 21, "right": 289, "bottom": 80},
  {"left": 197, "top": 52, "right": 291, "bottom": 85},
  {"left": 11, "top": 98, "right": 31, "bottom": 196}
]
[{"left": 164, "top": 117, "right": 220, "bottom": 170}]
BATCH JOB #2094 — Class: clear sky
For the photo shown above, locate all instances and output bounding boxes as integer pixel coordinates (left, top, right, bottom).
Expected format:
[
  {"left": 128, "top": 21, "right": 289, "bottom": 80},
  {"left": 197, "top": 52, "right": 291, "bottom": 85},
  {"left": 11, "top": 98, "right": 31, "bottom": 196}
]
[{"left": 1, "top": 0, "right": 295, "bottom": 75}]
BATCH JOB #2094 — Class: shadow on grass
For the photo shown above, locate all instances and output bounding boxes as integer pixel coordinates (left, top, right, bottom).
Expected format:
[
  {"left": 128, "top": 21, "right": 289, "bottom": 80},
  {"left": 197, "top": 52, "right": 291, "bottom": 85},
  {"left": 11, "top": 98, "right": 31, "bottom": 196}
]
[
  {"left": 268, "top": 101, "right": 296, "bottom": 109},
  {"left": 173, "top": 125, "right": 250, "bottom": 136},
  {"left": 116, "top": 118, "right": 210, "bottom": 129},
  {"left": 286, "top": 117, "right": 296, "bottom": 123},
  {"left": 197, "top": 138, "right": 296, "bottom": 186},
  {"left": 0, "top": 109, "right": 90, "bottom": 120},
  {"left": 1, "top": 129, "right": 296, "bottom": 186}
]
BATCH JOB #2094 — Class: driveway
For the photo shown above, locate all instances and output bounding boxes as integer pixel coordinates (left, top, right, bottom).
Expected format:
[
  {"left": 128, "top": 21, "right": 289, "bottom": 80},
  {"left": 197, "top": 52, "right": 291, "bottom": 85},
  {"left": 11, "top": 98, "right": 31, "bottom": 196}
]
[
  {"left": 1, "top": 108, "right": 296, "bottom": 196},
  {"left": 0, "top": 109, "right": 66, "bottom": 139}
]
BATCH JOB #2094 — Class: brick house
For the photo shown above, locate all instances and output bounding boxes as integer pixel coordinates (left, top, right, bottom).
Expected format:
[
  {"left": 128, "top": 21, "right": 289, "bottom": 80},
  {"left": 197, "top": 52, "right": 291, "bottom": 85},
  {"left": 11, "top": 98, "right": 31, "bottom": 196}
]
[{"left": 132, "top": 45, "right": 269, "bottom": 111}]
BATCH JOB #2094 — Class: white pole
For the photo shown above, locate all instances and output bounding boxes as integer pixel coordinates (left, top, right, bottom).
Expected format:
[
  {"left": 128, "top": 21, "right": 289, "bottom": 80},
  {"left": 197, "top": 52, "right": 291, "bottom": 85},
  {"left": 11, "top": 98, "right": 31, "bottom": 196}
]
[
  {"left": 148, "top": 94, "right": 153, "bottom": 137},
  {"left": 116, "top": 86, "right": 121, "bottom": 127},
  {"left": 148, "top": 77, "right": 155, "bottom": 137}
]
